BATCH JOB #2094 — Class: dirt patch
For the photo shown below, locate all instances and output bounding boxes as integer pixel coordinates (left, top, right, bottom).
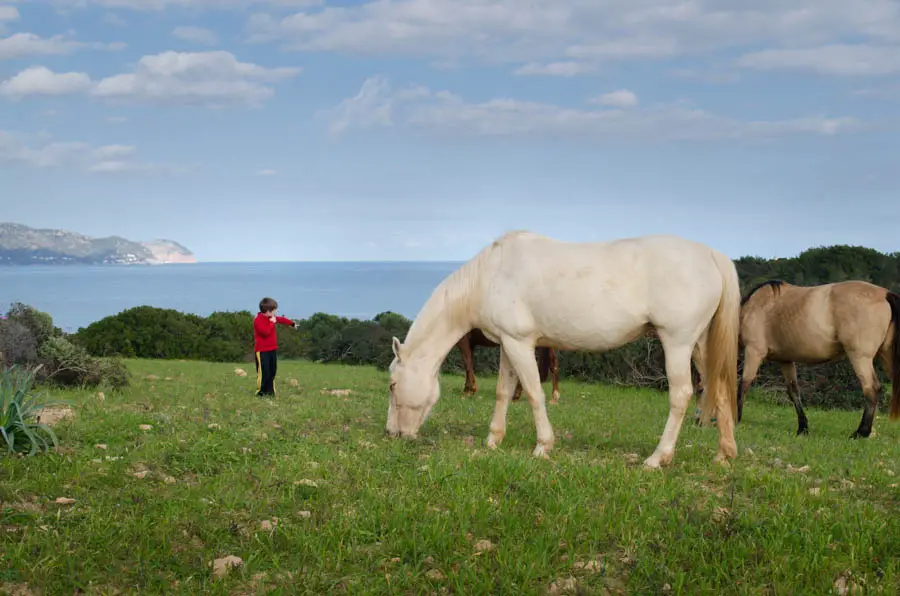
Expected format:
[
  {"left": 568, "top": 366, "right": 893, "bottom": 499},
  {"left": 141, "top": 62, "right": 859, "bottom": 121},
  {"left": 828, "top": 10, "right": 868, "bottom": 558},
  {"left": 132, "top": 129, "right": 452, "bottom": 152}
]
[{"left": 37, "top": 406, "right": 75, "bottom": 427}]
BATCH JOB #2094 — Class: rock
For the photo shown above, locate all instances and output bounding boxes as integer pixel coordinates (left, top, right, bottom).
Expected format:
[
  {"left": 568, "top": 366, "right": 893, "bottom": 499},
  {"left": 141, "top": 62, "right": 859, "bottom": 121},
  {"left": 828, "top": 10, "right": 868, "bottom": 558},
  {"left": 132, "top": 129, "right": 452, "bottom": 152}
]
[
  {"left": 473, "top": 539, "right": 495, "bottom": 553},
  {"left": 234, "top": 368, "right": 247, "bottom": 377},
  {"left": 139, "top": 424, "right": 152, "bottom": 431},
  {"left": 212, "top": 555, "right": 243, "bottom": 578},
  {"left": 54, "top": 497, "right": 76, "bottom": 505}
]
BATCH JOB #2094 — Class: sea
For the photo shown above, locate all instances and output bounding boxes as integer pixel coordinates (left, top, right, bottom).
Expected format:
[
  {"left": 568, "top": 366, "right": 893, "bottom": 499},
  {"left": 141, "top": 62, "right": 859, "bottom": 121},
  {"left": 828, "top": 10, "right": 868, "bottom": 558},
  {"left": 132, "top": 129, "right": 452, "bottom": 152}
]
[{"left": 0, "top": 262, "right": 462, "bottom": 333}]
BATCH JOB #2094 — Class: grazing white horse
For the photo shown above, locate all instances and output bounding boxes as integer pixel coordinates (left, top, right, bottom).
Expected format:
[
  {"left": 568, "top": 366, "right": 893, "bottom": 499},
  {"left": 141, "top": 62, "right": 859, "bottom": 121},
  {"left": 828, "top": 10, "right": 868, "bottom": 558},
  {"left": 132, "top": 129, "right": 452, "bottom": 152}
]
[{"left": 386, "top": 231, "right": 741, "bottom": 468}]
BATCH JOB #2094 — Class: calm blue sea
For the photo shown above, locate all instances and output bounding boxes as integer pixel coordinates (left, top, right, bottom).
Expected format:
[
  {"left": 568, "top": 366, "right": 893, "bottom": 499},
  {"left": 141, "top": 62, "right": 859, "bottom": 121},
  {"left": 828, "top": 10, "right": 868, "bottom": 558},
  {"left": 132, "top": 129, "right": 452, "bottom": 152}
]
[{"left": 0, "top": 262, "right": 462, "bottom": 333}]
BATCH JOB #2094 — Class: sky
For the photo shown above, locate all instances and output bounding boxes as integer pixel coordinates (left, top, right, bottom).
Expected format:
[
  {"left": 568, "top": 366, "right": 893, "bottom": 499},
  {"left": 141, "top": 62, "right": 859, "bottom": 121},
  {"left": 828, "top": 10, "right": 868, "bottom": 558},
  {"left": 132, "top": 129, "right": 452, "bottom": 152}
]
[{"left": 0, "top": 0, "right": 899, "bottom": 262}]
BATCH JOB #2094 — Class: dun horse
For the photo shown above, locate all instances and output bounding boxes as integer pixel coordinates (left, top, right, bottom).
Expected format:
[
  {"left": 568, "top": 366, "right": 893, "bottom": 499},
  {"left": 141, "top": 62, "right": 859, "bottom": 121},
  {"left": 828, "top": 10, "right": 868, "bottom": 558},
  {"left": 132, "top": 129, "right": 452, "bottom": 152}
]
[
  {"left": 456, "top": 328, "right": 560, "bottom": 403},
  {"left": 734, "top": 279, "right": 900, "bottom": 438},
  {"left": 386, "top": 231, "right": 741, "bottom": 468}
]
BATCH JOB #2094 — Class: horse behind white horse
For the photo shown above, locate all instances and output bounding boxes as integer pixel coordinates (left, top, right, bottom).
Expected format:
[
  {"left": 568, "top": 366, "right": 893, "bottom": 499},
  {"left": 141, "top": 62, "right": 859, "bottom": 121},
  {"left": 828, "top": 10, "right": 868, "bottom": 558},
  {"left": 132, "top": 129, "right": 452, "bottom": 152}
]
[{"left": 386, "top": 231, "right": 741, "bottom": 468}]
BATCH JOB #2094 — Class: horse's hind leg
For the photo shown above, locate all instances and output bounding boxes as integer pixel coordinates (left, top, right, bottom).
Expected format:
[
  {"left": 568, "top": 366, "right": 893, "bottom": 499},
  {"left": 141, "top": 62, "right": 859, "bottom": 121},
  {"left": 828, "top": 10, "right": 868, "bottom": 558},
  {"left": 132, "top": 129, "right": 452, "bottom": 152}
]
[
  {"left": 645, "top": 339, "right": 694, "bottom": 469},
  {"left": 486, "top": 347, "right": 520, "bottom": 449},
  {"left": 848, "top": 354, "right": 884, "bottom": 439},
  {"left": 738, "top": 348, "right": 765, "bottom": 423},
  {"left": 549, "top": 349, "right": 560, "bottom": 404},
  {"left": 779, "top": 362, "right": 809, "bottom": 435},
  {"left": 501, "top": 338, "right": 555, "bottom": 458}
]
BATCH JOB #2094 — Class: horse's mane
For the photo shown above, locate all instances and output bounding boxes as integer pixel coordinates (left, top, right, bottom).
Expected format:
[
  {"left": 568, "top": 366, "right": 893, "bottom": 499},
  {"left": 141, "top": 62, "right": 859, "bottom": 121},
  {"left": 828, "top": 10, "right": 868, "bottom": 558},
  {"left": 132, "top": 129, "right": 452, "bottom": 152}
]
[
  {"left": 403, "top": 232, "right": 527, "bottom": 351},
  {"left": 740, "top": 279, "right": 785, "bottom": 306}
]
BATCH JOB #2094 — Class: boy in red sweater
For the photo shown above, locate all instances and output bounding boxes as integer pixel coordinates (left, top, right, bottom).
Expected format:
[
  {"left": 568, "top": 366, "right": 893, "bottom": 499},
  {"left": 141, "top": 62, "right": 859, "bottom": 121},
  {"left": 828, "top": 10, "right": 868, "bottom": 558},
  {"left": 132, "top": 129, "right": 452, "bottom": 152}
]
[{"left": 254, "top": 297, "right": 297, "bottom": 397}]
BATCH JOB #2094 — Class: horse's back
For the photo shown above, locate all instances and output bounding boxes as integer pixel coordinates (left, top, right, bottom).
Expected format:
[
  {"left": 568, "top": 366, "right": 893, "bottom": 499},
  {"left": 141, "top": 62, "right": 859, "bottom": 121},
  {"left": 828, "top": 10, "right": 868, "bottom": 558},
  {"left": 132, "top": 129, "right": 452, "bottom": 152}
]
[
  {"left": 478, "top": 233, "right": 726, "bottom": 350},
  {"left": 761, "top": 281, "right": 891, "bottom": 361}
]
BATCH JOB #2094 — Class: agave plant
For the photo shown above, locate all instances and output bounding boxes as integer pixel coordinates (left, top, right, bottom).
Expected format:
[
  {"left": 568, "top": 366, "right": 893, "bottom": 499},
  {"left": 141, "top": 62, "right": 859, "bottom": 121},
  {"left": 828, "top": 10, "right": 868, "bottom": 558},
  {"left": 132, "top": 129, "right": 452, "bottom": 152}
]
[{"left": 0, "top": 364, "right": 60, "bottom": 456}]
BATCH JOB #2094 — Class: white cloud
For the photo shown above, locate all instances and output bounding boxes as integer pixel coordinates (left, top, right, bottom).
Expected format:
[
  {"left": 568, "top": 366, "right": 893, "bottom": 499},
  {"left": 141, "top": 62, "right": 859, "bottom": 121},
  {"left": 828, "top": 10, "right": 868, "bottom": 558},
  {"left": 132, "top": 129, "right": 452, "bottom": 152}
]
[
  {"left": 513, "top": 61, "right": 595, "bottom": 77},
  {"left": 246, "top": 0, "right": 900, "bottom": 76},
  {"left": 0, "top": 32, "right": 125, "bottom": 60},
  {"left": 49, "top": 0, "right": 322, "bottom": 10},
  {"left": 102, "top": 12, "right": 127, "bottom": 26},
  {"left": 91, "top": 50, "right": 301, "bottom": 107},
  {"left": 106, "top": 115, "right": 129, "bottom": 124},
  {"left": 0, "top": 51, "right": 297, "bottom": 107},
  {"left": 315, "top": 76, "right": 393, "bottom": 136},
  {"left": 255, "top": 168, "right": 277, "bottom": 175},
  {"left": 0, "top": 66, "right": 91, "bottom": 98},
  {"left": 0, "top": 32, "right": 83, "bottom": 60},
  {"left": 590, "top": 90, "right": 638, "bottom": 108},
  {"left": 172, "top": 25, "right": 218, "bottom": 46},
  {"left": 0, "top": 129, "right": 188, "bottom": 173},
  {"left": 318, "top": 76, "right": 867, "bottom": 142},
  {"left": 0, "top": 5, "right": 20, "bottom": 22},
  {"left": 737, "top": 44, "right": 900, "bottom": 76}
]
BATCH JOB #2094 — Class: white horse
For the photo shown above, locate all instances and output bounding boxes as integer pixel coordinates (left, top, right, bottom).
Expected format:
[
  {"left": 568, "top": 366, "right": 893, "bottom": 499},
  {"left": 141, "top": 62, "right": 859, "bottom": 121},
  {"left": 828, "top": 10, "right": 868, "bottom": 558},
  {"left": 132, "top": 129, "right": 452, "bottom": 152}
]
[{"left": 386, "top": 231, "right": 741, "bottom": 468}]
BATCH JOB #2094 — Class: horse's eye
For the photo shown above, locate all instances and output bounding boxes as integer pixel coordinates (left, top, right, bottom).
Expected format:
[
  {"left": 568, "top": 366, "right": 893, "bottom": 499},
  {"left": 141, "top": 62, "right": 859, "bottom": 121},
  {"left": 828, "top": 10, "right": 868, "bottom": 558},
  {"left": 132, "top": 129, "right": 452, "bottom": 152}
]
[{"left": 390, "top": 382, "right": 397, "bottom": 391}]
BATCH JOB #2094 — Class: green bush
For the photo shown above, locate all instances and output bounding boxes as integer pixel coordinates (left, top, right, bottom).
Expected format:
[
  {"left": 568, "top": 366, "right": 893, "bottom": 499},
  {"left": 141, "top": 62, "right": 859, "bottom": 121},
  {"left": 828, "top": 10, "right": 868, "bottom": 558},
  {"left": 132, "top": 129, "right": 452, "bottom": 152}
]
[
  {"left": 1, "top": 304, "right": 129, "bottom": 390},
  {"left": 0, "top": 365, "right": 60, "bottom": 456}
]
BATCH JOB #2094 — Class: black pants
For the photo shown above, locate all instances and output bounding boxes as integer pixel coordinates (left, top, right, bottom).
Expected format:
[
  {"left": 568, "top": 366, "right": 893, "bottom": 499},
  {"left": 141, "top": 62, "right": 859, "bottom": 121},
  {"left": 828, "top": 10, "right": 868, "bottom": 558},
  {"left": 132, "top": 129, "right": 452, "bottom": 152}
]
[{"left": 256, "top": 350, "right": 278, "bottom": 396}]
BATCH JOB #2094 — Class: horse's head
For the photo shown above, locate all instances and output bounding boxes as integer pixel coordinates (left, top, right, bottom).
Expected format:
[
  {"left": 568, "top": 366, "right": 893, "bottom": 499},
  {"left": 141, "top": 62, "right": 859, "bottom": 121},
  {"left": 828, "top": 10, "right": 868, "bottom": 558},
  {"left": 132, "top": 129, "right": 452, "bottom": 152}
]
[{"left": 385, "top": 336, "right": 440, "bottom": 439}]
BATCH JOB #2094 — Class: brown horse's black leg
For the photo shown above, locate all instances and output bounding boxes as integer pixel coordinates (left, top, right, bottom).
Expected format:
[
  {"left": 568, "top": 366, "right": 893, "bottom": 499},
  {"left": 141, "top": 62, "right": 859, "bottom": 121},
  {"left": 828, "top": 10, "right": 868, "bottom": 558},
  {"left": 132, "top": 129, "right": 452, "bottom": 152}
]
[
  {"left": 849, "top": 355, "right": 881, "bottom": 439},
  {"left": 781, "top": 363, "right": 808, "bottom": 435},
  {"left": 458, "top": 335, "right": 477, "bottom": 395}
]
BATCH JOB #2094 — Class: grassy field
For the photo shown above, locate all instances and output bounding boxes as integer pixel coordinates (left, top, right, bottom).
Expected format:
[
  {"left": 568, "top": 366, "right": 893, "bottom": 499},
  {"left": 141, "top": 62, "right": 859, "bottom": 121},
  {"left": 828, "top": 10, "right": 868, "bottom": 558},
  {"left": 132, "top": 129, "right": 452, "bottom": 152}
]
[{"left": 2, "top": 358, "right": 900, "bottom": 595}]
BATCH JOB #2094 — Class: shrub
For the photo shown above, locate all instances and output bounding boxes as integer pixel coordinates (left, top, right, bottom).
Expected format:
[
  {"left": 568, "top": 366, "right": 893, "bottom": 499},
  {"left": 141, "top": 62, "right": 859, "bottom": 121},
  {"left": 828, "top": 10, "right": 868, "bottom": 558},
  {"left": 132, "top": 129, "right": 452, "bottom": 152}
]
[
  {"left": 0, "top": 319, "right": 38, "bottom": 367},
  {"left": 38, "top": 336, "right": 131, "bottom": 389},
  {"left": 0, "top": 365, "right": 60, "bottom": 456}
]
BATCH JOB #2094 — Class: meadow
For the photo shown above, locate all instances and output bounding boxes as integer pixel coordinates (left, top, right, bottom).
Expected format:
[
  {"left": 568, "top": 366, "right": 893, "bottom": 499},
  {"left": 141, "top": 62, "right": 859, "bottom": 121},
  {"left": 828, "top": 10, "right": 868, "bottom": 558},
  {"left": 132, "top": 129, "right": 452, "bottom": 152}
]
[{"left": 2, "top": 358, "right": 900, "bottom": 595}]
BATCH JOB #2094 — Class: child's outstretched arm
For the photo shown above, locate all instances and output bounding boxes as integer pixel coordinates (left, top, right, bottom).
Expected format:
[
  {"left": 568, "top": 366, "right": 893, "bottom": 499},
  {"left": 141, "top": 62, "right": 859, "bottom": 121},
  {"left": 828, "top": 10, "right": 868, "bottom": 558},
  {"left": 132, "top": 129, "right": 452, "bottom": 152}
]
[{"left": 275, "top": 315, "right": 298, "bottom": 328}]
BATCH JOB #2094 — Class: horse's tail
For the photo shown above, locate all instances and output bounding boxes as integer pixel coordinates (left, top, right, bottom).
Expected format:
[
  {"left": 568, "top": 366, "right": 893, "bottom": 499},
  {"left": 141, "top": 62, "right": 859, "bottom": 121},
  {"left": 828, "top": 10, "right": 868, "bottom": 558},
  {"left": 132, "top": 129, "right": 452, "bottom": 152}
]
[
  {"left": 887, "top": 292, "right": 900, "bottom": 420},
  {"left": 698, "top": 250, "right": 741, "bottom": 431},
  {"left": 537, "top": 347, "right": 551, "bottom": 383}
]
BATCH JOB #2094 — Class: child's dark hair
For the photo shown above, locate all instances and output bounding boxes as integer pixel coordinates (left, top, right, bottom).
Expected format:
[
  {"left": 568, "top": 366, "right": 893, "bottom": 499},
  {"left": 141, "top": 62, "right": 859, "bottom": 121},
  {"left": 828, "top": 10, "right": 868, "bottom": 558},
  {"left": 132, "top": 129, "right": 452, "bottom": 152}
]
[{"left": 259, "top": 297, "right": 278, "bottom": 313}]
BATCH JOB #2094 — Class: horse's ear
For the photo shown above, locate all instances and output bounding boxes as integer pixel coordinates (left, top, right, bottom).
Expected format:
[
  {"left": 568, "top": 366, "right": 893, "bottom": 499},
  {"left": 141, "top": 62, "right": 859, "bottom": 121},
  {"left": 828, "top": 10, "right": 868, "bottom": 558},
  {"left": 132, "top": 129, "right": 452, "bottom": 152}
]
[{"left": 392, "top": 336, "right": 403, "bottom": 360}]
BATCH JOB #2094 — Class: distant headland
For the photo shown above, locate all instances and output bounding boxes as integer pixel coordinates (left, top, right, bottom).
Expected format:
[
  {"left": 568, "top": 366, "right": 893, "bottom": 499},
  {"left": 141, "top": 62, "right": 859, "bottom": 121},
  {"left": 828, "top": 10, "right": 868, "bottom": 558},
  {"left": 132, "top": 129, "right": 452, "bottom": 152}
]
[{"left": 0, "top": 222, "right": 197, "bottom": 266}]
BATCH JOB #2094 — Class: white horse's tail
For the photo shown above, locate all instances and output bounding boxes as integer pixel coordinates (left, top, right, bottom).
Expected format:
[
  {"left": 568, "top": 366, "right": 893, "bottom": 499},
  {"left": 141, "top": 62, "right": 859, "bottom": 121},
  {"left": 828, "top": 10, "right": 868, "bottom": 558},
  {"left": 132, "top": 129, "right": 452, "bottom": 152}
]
[{"left": 698, "top": 250, "right": 741, "bottom": 431}]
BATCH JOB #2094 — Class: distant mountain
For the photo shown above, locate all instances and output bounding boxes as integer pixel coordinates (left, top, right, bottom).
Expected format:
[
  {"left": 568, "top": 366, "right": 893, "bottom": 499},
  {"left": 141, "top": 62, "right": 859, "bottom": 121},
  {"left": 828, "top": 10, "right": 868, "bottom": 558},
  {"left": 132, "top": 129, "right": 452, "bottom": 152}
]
[{"left": 0, "top": 223, "right": 198, "bottom": 265}]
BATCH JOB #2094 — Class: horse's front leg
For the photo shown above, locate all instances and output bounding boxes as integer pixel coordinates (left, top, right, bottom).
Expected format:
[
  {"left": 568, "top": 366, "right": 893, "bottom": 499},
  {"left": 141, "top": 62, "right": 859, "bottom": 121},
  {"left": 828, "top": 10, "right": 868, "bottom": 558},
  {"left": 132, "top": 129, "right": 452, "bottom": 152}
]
[
  {"left": 486, "top": 347, "right": 520, "bottom": 449},
  {"left": 501, "top": 338, "right": 555, "bottom": 458}
]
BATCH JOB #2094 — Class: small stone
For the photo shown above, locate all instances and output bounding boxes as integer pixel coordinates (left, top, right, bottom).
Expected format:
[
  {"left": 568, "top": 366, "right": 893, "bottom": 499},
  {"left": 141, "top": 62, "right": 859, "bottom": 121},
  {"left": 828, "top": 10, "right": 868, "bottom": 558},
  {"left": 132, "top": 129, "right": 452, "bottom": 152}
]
[
  {"left": 133, "top": 471, "right": 149, "bottom": 479},
  {"left": 212, "top": 555, "right": 243, "bottom": 578},
  {"left": 54, "top": 497, "right": 75, "bottom": 505},
  {"left": 473, "top": 539, "right": 495, "bottom": 553},
  {"left": 297, "top": 510, "right": 312, "bottom": 518},
  {"left": 95, "top": 444, "right": 108, "bottom": 450},
  {"left": 207, "top": 423, "right": 220, "bottom": 430},
  {"left": 96, "top": 392, "right": 105, "bottom": 401},
  {"left": 139, "top": 424, "right": 152, "bottom": 431}
]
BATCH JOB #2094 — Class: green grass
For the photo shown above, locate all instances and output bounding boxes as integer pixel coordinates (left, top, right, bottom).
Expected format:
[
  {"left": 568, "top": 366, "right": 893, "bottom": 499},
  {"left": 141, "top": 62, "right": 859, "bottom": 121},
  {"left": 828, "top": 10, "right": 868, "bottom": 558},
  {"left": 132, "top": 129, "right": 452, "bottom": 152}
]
[{"left": 2, "top": 359, "right": 900, "bottom": 595}]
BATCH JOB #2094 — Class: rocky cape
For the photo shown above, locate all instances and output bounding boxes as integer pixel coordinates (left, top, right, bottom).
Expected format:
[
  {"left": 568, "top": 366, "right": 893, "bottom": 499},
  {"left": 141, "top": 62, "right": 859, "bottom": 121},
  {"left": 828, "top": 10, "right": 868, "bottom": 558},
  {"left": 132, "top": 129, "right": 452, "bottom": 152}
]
[{"left": 0, "top": 223, "right": 197, "bottom": 265}]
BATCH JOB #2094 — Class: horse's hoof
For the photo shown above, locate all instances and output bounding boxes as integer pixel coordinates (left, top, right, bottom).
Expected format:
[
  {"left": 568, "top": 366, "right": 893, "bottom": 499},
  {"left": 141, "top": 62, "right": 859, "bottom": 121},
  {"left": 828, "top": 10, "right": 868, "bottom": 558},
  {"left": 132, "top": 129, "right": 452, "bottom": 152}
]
[
  {"left": 713, "top": 453, "right": 731, "bottom": 467},
  {"left": 849, "top": 430, "right": 870, "bottom": 440},
  {"left": 642, "top": 456, "right": 661, "bottom": 470},
  {"left": 796, "top": 426, "right": 809, "bottom": 436},
  {"left": 486, "top": 433, "right": 503, "bottom": 449},
  {"left": 532, "top": 443, "right": 551, "bottom": 458}
]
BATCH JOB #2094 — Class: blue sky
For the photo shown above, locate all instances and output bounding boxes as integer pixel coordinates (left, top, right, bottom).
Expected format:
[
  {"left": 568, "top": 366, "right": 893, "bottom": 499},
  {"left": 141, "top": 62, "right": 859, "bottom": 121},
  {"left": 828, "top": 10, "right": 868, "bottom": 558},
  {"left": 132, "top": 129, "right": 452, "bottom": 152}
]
[{"left": 0, "top": 0, "right": 898, "bottom": 262}]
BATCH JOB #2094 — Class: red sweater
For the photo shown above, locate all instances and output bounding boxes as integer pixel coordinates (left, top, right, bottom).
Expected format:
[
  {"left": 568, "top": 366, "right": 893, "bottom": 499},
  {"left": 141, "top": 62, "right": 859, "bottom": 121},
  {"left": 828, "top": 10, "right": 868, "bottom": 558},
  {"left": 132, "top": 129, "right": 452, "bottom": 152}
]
[{"left": 254, "top": 312, "right": 296, "bottom": 352}]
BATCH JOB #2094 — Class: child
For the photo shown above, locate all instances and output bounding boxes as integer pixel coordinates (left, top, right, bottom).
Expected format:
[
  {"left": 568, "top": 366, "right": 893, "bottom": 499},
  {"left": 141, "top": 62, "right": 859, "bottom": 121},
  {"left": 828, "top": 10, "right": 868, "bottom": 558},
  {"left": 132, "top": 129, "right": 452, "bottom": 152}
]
[{"left": 253, "top": 297, "right": 297, "bottom": 397}]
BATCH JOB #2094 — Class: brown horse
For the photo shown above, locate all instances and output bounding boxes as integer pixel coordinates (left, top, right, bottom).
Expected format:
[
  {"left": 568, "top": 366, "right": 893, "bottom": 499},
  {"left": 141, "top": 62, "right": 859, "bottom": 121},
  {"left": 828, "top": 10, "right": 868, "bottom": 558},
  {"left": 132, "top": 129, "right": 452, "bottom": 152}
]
[
  {"left": 456, "top": 328, "right": 560, "bottom": 403},
  {"left": 734, "top": 279, "right": 900, "bottom": 438}
]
